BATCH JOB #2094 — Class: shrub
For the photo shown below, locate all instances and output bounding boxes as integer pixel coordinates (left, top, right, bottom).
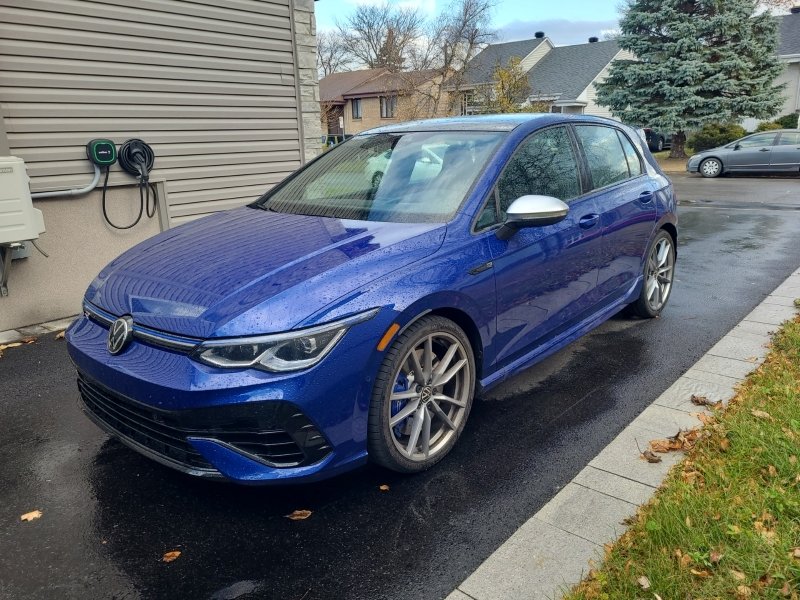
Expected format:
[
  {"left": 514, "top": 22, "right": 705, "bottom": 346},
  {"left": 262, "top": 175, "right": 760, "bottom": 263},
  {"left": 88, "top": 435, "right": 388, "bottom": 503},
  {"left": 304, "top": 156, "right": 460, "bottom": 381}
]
[
  {"left": 774, "top": 114, "right": 799, "bottom": 129},
  {"left": 756, "top": 121, "right": 781, "bottom": 131},
  {"left": 688, "top": 123, "right": 747, "bottom": 152}
]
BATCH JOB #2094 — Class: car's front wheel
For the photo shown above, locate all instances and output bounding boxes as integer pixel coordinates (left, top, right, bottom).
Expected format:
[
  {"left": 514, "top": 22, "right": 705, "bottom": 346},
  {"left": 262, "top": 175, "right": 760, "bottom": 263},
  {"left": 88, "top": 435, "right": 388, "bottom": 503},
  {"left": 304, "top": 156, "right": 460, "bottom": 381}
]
[
  {"left": 699, "top": 157, "right": 722, "bottom": 178},
  {"left": 368, "top": 316, "right": 475, "bottom": 473},
  {"left": 630, "top": 230, "right": 676, "bottom": 318}
]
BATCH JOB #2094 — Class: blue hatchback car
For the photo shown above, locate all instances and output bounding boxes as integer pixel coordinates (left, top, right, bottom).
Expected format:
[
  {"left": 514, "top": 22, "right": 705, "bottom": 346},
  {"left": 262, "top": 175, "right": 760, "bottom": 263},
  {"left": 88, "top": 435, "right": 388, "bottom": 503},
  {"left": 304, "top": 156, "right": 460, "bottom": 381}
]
[{"left": 67, "top": 114, "right": 677, "bottom": 484}]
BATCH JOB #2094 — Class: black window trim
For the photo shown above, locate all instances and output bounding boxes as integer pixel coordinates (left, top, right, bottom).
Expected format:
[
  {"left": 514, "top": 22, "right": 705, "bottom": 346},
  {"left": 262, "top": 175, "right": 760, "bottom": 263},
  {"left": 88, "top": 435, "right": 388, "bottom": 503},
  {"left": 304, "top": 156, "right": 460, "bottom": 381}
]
[
  {"left": 351, "top": 98, "right": 362, "bottom": 120},
  {"left": 471, "top": 123, "right": 587, "bottom": 234}
]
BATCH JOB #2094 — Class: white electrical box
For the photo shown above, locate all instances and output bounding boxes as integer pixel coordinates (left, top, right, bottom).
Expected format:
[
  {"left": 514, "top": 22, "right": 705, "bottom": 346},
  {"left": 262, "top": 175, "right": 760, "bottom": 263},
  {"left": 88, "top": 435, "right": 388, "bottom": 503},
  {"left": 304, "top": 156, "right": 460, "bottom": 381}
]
[{"left": 0, "top": 156, "right": 46, "bottom": 244}]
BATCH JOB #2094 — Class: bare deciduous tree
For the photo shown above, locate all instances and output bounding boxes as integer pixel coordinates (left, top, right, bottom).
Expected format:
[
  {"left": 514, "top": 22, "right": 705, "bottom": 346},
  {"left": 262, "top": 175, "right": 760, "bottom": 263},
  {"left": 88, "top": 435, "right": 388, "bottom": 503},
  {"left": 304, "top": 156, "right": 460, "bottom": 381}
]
[
  {"left": 317, "top": 30, "right": 350, "bottom": 77},
  {"left": 336, "top": 5, "right": 425, "bottom": 70}
]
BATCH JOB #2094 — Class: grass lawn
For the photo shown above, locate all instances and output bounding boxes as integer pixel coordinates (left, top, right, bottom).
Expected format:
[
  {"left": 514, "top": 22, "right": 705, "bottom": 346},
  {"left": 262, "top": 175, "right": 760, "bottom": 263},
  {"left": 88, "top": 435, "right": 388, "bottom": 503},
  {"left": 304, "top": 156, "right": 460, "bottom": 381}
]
[
  {"left": 653, "top": 150, "right": 692, "bottom": 174},
  {"left": 566, "top": 314, "right": 800, "bottom": 600}
]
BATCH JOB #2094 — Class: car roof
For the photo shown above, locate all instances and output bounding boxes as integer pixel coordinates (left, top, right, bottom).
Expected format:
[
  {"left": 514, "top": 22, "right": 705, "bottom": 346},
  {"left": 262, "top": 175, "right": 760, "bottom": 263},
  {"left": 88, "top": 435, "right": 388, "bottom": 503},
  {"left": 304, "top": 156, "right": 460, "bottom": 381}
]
[{"left": 359, "top": 113, "right": 632, "bottom": 135}]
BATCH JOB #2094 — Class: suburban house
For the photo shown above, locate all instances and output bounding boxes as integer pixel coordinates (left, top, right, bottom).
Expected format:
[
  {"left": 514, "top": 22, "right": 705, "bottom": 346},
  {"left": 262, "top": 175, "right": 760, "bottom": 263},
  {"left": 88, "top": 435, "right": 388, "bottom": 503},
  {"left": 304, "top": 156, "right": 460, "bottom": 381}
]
[
  {"left": 0, "top": 0, "right": 321, "bottom": 332},
  {"left": 320, "top": 68, "right": 449, "bottom": 135},
  {"left": 776, "top": 9, "right": 800, "bottom": 120},
  {"left": 457, "top": 33, "right": 634, "bottom": 117}
]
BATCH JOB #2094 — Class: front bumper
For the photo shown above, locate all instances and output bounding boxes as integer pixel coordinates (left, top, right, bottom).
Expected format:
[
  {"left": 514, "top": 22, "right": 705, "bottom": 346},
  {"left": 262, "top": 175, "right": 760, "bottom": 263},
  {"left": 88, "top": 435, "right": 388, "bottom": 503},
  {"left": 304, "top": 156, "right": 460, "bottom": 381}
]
[
  {"left": 686, "top": 156, "right": 702, "bottom": 172},
  {"left": 66, "top": 313, "right": 385, "bottom": 484}
]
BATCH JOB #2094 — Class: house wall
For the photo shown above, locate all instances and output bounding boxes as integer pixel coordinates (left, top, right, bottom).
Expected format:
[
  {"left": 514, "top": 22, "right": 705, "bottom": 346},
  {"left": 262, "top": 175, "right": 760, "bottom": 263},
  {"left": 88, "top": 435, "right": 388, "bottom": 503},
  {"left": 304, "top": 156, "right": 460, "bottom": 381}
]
[
  {"left": 776, "top": 60, "right": 800, "bottom": 117},
  {"left": 0, "top": 0, "right": 320, "bottom": 331},
  {"left": 519, "top": 40, "right": 553, "bottom": 74},
  {"left": 343, "top": 85, "right": 450, "bottom": 135},
  {"left": 581, "top": 50, "right": 635, "bottom": 120}
]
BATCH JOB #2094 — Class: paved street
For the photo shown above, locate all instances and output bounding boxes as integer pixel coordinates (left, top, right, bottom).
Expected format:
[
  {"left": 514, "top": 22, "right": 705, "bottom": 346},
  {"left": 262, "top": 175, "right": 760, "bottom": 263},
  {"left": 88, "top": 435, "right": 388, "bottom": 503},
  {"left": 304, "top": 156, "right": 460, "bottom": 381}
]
[{"left": 1, "top": 174, "right": 799, "bottom": 600}]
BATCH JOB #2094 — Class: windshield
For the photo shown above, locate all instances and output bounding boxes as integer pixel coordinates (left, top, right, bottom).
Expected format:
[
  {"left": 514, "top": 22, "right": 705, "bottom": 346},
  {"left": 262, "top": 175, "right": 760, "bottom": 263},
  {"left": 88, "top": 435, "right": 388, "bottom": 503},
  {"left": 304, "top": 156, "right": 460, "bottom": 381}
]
[{"left": 253, "top": 131, "right": 505, "bottom": 223}]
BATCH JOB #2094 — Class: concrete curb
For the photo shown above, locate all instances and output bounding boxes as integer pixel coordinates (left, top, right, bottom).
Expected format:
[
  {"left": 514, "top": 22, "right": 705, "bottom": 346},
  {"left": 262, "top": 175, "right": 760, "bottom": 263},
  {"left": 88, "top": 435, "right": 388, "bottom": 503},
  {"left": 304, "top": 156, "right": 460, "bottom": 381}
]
[
  {"left": 0, "top": 315, "right": 78, "bottom": 345},
  {"left": 446, "top": 267, "right": 800, "bottom": 600}
]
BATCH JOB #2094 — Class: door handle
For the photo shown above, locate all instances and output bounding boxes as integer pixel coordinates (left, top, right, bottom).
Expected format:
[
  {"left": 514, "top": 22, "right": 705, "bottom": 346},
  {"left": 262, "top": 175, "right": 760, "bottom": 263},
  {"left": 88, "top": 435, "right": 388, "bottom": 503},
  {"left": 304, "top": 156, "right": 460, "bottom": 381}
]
[
  {"left": 579, "top": 214, "right": 600, "bottom": 229},
  {"left": 759, "top": 148, "right": 771, "bottom": 152},
  {"left": 638, "top": 191, "right": 654, "bottom": 203}
]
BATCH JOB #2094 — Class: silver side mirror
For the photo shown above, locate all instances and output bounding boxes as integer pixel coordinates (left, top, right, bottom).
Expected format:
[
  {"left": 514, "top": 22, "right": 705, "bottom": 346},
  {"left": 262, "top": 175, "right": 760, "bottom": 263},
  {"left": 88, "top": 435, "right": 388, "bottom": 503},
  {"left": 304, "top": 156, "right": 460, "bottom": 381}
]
[{"left": 496, "top": 195, "right": 570, "bottom": 240}]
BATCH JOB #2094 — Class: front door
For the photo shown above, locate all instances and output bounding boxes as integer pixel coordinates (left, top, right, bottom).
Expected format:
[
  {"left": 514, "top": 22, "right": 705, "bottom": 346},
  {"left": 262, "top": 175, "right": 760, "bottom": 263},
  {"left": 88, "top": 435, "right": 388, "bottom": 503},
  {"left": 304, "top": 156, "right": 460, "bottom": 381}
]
[
  {"left": 479, "top": 126, "right": 603, "bottom": 368},
  {"left": 726, "top": 132, "right": 778, "bottom": 170}
]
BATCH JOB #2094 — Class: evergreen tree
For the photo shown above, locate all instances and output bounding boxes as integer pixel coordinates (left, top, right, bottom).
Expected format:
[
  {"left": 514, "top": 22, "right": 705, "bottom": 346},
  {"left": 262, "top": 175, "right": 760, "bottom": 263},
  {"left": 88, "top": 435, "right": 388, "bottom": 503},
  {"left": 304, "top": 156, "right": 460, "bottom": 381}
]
[{"left": 596, "top": 0, "right": 785, "bottom": 158}]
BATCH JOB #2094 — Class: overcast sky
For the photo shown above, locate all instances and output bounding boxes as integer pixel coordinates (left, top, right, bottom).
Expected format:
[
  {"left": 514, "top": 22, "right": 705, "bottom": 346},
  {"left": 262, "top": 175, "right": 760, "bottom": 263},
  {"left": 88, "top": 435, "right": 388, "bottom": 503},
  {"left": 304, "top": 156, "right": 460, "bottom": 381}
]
[{"left": 315, "top": 0, "right": 624, "bottom": 46}]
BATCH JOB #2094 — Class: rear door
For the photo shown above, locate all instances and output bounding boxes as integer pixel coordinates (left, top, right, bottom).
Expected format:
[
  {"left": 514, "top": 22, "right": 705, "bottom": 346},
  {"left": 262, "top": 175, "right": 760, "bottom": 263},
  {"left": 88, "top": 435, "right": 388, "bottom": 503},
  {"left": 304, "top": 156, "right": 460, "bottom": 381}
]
[
  {"left": 769, "top": 131, "right": 800, "bottom": 170},
  {"left": 480, "top": 125, "right": 603, "bottom": 367},
  {"left": 726, "top": 132, "right": 778, "bottom": 170},
  {"left": 572, "top": 124, "right": 658, "bottom": 302}
]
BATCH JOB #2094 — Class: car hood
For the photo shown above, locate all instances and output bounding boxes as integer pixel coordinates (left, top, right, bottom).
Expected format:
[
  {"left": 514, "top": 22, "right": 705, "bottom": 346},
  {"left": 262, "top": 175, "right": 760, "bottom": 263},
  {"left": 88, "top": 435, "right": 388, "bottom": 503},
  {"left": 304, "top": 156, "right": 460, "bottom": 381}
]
[{"left": 86, "top": 207, "right": 446, "bottom": 338}]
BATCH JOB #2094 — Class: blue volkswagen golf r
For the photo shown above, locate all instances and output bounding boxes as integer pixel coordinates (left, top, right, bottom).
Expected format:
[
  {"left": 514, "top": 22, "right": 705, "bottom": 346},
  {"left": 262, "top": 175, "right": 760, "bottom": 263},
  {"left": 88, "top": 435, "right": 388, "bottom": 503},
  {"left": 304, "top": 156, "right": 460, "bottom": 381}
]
[{"left": 66, "top": 114, "right": 677, "bottom": 484}]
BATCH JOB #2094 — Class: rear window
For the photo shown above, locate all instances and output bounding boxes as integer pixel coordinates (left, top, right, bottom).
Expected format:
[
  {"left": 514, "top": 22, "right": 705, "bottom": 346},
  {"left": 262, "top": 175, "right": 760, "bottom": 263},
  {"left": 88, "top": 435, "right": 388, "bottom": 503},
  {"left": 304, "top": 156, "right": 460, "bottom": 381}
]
[{"left": 575, "top": 125, "right": 631, "bottom": 189}]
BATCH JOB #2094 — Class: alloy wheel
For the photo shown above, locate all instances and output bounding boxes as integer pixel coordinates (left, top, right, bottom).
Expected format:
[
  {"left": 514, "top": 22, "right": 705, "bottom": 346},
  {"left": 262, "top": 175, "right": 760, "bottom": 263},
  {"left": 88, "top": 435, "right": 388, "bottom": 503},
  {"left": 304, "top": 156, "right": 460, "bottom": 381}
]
[
  {"left": 387, "top": 332, "right": 470, "bottom": 461},
  {"left": 645, "top": 237, "right": 674, "bottom": 312}
]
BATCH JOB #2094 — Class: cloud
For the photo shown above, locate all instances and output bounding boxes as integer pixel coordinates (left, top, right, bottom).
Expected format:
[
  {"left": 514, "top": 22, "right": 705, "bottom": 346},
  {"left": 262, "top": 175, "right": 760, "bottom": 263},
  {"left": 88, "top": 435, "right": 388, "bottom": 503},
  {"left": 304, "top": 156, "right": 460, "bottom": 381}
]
[{"left": 496, "top": 18, "right": 620, "bottom": 46}]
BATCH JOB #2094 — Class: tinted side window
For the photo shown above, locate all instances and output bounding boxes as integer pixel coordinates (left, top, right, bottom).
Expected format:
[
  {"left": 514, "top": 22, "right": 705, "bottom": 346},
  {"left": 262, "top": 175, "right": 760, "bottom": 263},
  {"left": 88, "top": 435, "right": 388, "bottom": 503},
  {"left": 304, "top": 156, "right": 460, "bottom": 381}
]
[
  {"left": 617, "top": 131, "right": 643, "bottom": 176},
  {"left": 575, "top": 125, "right": 631, "bottom": 189},
  {"left": 777, "top": 132, "right": 800, "bottom": 146},
  {"left": 738, "top": 133, "right": 777, "bottom": 148},
  {"left": 496, "top": 126, "right": 581, "bottom": 219}
]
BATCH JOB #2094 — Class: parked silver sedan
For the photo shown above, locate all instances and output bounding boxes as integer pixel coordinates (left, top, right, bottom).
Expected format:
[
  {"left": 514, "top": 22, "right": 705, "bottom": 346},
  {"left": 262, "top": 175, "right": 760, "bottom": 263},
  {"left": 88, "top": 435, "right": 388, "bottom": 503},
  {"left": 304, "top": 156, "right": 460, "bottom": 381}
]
[{"left": 687, "top": 130, "right": 800, "bottom": 177}]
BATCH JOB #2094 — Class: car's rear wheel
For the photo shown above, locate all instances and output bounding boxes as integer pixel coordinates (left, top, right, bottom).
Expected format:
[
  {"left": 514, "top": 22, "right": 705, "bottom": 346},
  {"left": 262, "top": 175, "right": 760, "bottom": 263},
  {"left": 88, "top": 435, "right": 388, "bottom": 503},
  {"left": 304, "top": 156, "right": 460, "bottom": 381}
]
[
  {"left": 699, "top": 157, "right": 722, "bottom": 178},
  {"left": 368, "top": 316, "right": 475, "bottom": 473},
  {"left": 630, "top": 230, "right": 676, "bottom": 318}
]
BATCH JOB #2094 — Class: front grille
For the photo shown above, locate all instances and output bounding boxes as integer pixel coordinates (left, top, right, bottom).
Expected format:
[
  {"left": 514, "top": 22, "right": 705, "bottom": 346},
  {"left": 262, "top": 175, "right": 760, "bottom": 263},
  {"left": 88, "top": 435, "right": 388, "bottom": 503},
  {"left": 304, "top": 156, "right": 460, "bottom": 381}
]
[{"left": 77, "top": 373, "right": 331, "bottom": 472}]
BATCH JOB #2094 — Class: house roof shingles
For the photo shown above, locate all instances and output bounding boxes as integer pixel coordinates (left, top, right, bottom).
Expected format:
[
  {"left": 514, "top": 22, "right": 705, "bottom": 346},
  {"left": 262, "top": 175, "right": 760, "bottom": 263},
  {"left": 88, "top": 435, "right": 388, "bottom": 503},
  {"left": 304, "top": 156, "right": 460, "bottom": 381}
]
[
  {"left": 527, "top": 40, "right": 621, "bottom": 103},
  {"left": 319, "top": 69, "right": 387, "bottom": 104},
  {"left": 779, "top": 12, "right": 800, "bottom": 56},
  {"left": 462, "top": 38, "right": 546, "bottom": 86},
  {"left": 342, "top": 69, "right": 440, "bottom": 98}
]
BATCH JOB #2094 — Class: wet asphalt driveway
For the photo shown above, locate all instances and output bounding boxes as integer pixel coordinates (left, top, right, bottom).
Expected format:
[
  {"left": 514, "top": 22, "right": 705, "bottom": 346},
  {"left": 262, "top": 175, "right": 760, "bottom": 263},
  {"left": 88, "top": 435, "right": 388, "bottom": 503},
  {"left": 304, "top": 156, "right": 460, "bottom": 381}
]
[{"left": 1, "top": 174, "right": 799, "bottom": 600}]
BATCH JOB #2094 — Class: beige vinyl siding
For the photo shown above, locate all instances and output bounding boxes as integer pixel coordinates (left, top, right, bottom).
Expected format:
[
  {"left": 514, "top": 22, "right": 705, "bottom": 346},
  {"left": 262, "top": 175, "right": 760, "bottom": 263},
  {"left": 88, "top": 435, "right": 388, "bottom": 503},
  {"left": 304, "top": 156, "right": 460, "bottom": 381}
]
[
  {"left": 0, "top": 0, "right": 304, "bottom": 224},
  {"left": 581, "top": 50, "right": 635, "bottom": 120},
  {"left": 519, "top": 39, "right": 553, "bottom": 73}
]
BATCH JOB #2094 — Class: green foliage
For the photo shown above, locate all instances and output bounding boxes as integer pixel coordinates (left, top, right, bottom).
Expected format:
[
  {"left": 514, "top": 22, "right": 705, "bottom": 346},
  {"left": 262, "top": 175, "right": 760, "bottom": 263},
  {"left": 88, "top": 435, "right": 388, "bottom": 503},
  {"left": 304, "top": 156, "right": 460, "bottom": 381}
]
[
  {"left": 756, "top": 121, "right": 781, "bottom": 132},
  {"left": 596, "top": 0, "right": 786, "bottom": 135},
  {"left": 688, "top": 123, "right": 747, "bottom": 152},
  {"left": 774, "top": 114, "right": 800, "bottom": 129}
]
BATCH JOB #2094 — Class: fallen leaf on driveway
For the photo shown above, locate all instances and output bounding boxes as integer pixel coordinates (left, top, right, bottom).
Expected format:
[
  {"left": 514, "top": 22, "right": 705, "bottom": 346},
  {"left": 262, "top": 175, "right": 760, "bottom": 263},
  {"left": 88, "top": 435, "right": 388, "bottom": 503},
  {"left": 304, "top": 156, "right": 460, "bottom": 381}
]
[
  {"left": 691, "top": 394, "right": 721, "bottom": 408},
  {"left": 55, "top": 331, "right": 66, "bottom": 340},
  {"left": 20, "top": 510, "right": 42, "bottom": 522},
  {"left": 285, "top": 509, "right": 312, "bottom": 521},
  {"left": 162, "top": 550, "right": 181, "bottom": 563},
  {"left": 378, "top": 484, "right": 390, "bottom": 492},
  {"left": 751, "top": 409, "right": 773, "bottom": 420},
  {"left": 637, "top": 575, "right": 651, "bottom": 590},
  {"left": 641, "top": 450, "right": 662, "bottom": 463}
]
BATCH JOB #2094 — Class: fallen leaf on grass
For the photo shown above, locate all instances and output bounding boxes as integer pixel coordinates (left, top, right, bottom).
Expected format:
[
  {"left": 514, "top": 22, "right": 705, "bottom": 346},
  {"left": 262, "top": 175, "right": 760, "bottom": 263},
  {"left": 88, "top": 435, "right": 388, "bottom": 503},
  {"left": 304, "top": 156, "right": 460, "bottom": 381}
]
[
  {"left": 767, "top": 465, "right": 778, "bottom": 478},
  {"left": 780, "top": 581, "right": 792, "bottom": 597},
  {"left": 685, "top": 515, "right": 692, "bottom": 528},
  {"left": 641, "top": 450, "right": 662, "bottom": 463},
  {"left": 789, "top": 455, "right": 797, "bottom": 465},
  {"left": 720, "top": 437, "right": 731, "bottom": 451},
  {"left": 710, "top": 550, "right": 723, "bottom": 564},
  {"left": 690, "top": 568, "right": 711, "bottom": 578},
  {"left": 736, "top": 585, "right": 752, "bottom": 598},
  {"left": 55, "top": 331, "right": 65, "bottom": 340},
  {"left": 162, "top": 550, "right": 181, "bottom": 563},
  {"left": 378, "top": 484, "right": 390, "bottom": 492},
  {"left": 637, "top": 575, "right": 651, "bottom": 590},
  {"left": 691, "top": 411, "right": 715, "bottom": 425},
  {"left": 285, "top": 509, "right": 312, "bottom": 521},
  {"left": 790, "top": 547, "right": 800, "bottom": 559},
  {"left": 20, "top": 510, "right": 42, "bottom": 522},
  {"left": 730, "top": 569, "right": 747, "bottom": 581},
  {"left": 751, "top": 409, "right": 773, "bottom": 421}
]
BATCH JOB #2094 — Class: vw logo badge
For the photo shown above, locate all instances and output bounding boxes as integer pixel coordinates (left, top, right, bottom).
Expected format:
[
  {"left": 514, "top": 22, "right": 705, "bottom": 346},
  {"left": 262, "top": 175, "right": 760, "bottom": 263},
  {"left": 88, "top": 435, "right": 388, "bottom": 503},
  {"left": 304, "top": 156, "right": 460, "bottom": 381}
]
[{"left": 107, "top": 316, "right": 134, "bottom": 355}]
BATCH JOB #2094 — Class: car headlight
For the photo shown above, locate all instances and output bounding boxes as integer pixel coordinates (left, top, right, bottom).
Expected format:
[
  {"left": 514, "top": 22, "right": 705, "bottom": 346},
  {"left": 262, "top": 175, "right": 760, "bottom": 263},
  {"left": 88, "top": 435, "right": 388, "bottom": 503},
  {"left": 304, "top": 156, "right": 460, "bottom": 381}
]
[{"left": 193, "top": 308, "right": 379, "bottom": 372}]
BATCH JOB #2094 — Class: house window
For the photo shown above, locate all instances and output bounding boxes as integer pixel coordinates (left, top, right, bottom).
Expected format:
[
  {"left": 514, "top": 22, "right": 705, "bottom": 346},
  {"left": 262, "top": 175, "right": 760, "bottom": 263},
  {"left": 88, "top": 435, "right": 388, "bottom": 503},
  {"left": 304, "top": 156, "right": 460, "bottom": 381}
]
[
  {"left": 380, "top": 95, "right": 397, "bottom": 118},
  {"left": 550, "top": 105, "right": 562, "bottom": 113},
  {"left": 351, "top": 98, "right": 362, "bottom": 119}
]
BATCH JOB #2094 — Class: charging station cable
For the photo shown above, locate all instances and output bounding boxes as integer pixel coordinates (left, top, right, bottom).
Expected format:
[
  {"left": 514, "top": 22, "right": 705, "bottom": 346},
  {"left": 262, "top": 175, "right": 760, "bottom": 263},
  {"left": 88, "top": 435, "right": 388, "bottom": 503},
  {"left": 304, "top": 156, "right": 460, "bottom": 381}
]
[{"left": 102, "top": 139, "right": 158, "bottom": 230}]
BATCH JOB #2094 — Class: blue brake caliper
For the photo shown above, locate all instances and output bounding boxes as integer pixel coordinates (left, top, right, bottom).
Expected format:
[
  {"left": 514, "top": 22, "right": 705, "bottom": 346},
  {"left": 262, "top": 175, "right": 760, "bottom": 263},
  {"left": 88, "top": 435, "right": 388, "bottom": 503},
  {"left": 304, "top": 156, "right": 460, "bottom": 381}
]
[{"left": 391, "top": 372, "right": 410, "bottom": 436}]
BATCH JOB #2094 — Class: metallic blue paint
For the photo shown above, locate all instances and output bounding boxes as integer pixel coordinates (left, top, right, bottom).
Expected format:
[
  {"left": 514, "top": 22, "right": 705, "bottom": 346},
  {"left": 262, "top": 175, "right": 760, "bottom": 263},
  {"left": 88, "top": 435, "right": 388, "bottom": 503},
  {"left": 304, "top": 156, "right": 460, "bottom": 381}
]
[{"left": 67, "top": 114, "right": 676, "bottom": 484}]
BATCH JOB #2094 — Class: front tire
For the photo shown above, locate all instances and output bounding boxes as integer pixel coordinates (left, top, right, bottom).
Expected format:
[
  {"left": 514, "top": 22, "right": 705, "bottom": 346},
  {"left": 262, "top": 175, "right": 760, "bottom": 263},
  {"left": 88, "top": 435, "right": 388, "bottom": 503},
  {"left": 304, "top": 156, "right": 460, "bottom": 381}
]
[
  {"left": 630, "top": 230, "right": 676, "bottom": 318},
  {"left": 368, "top": 316, "right": 475, "bottom": 473},
  {"left": 699, "top": 158, "right": 722, "bottom": 178}
]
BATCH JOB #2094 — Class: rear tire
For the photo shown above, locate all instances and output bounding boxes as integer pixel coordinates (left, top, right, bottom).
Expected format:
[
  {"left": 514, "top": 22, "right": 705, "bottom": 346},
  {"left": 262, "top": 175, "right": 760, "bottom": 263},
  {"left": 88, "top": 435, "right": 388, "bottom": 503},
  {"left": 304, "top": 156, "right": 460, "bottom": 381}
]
[
  {"left": 368, "top": 316, "right": 475, "bottom": 473},
  {"left": 630, "top": 230, "right": 676, "bottom": 319}
]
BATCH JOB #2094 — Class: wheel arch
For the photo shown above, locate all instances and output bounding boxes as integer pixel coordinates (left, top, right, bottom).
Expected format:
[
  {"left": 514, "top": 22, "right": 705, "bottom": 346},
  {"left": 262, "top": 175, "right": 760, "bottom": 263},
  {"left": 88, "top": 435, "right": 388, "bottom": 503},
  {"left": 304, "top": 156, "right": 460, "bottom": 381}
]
[{"left": 660, "top": 222, "right": 678, "bottom": 256}]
